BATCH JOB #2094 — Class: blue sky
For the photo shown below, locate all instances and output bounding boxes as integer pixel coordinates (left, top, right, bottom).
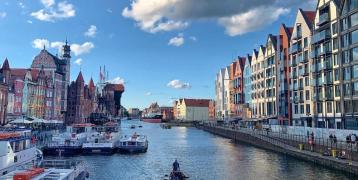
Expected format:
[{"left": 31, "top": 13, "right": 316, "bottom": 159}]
[{"left": 0, "top": 0, "right": 315, "bottom": 109}]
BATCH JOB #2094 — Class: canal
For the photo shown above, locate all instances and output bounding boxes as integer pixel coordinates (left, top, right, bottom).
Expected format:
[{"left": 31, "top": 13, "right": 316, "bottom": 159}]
[{"left": 72, "top": 120, "right": 356, "bottom": 180}]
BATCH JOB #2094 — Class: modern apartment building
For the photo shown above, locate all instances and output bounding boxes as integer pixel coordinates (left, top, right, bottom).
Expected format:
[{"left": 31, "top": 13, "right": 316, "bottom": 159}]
[
  {"left": 311, "top": 0, "right": 341, "bottom": 128},
  {"left": 277, "top": 24, "right": 293, "bottom": 125},
  {"left": 251, "top": 46, "right": 266, "bottom": 119},
  {"left": 230, "top": 57, "right": 246, "bottom": 119},
  {"left": 290, "top": 9, "right": 316, "bottom": 127},
  {"left": 215, "top": 66, "right": 231, "bottom": 120},
  {"left": 339, "top": 0, "right": 358, "bottom": 129}
]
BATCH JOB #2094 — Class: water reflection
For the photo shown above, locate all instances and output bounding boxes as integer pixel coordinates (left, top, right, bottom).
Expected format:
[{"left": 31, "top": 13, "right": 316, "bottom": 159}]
[{"left": 73, "top": 120, "right": 356, "bottom": 180}]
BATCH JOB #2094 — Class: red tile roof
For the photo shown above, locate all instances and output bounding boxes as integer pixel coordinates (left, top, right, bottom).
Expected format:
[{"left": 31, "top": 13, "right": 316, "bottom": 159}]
[
  {"left": 302, "top": 11, "right": 315, "bottom": 24},
  {"left": 184, "top": 99, "right": 210, "bottom": 107},
  {"left": 10, "top": 68, "right": 28, "bottom": 78}
]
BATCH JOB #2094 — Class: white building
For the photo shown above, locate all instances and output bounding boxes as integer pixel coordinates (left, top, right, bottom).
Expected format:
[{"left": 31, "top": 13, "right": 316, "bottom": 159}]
[{"left": 215, "top": 66, "right": 231, "bottom": 120}]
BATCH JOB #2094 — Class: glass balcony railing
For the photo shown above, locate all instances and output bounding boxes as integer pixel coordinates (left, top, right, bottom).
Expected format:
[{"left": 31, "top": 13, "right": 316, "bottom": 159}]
[
  {"left": 289, "top": 44, "right": 302, "bottom": 54},
  {"left": 290, "top": 59, "right": 297, "bottom": 67},
  {"left": 311, "top": 30, "right": 331, "bottom": 44},
  {"left": 317, "top": 13, "right": 329, "bottom": 26},
  {"left": 297, "top": 55, "right": 304, "bottom": 63}
]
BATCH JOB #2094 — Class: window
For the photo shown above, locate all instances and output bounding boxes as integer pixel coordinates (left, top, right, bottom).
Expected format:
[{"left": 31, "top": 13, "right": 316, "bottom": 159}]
[
  {"left": 345, "top": 101, "right": 352, "bottom": 113},
  {"left": 333, "top": 38, "right": 338, "bottom": 50},
  {"left": 305, "top": 90, "right": 310, "bottom": 100},
  {"left": 333, "top": 54, "right": 338, "bottom": 66},
  {"left": 294, "top": 105, "right": 298, "bottom": 114},
  {"left": 354, "top": 82, "right": 358, "bottom": 96},
  {"left": 304, "top": 37, "right": 308, "bottom": 48},
  {"left": 305, "top": 77, "right": 309, "bottom": 86},
  {"left": 342, "top": 18, "right": 349, "bottom": 31},
  {"left": 352, "top": 30, "right": 358, "bottom": 44},
  {"left": 335, "top": 85, "right": 341, "bottom": 97},
  {"left": 351, "top": 12, "right": 358, "bottom": 27},
  {"left": 342, "top": 33, "right": 350, "bottom": 47},
  {"left": 354, "top": 65, "right": 358, "bottom": 79},
  {"left": 353, "top": 47, "right": 358, "bottom": 61},
  {"left": 336, "top": 101, "right": 341, "bottom": 113},
  {"left": 327, "top": 102, "right": 333, "bottom": 113},
  {"left": 334, "top": 69, "right": 340, "bottom": 81},
  {"left": 332, "top": 22, "right": 338, "bottom": 34},
  {"left": 306, "top": 104, "right": 310, "bottom": 114},
  {"left": 344, "top": 83, "right": 351, "bottom": 96},
  {"left": 342, "top": 50, "right": 350, "bottom": 64},
  {"left": 317, "top": 102, "right": 323, "bottom": 113},
  {"left": 344, "top": 66, "right": 351, "bottom": 80}
]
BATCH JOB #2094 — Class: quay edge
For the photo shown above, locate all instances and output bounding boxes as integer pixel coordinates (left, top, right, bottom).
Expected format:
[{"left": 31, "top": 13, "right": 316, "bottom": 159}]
[{"left": 196, "top": 124, "right": 358, "bottom": 176}]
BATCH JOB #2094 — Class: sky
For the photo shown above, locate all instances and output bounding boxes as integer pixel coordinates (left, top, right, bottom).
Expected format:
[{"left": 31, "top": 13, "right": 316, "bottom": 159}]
[{"left": 0, "top": 0, "right": 316, "bottom": 109}]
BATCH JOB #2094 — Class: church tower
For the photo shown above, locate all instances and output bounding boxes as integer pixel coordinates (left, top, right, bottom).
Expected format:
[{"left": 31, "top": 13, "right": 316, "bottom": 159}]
[{"left": 62, "top": 39, "right": 71, "bottom": 85}]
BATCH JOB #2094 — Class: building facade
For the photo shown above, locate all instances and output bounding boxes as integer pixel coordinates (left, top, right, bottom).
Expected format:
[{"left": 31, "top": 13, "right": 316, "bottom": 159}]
[
  {"left": 230, "top": 57, "right": 246, "bottom": 119},
  {"left": 173, "top": 99, "right": 210, "bottom": 121},
  {"left": 215, "top": 67, "right": 231, "bottom": 120}
]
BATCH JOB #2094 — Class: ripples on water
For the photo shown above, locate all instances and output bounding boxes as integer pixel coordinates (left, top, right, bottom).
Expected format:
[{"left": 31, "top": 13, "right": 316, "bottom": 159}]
[{"left": 72, "top": 120, "right": 356, "bottom": 180}]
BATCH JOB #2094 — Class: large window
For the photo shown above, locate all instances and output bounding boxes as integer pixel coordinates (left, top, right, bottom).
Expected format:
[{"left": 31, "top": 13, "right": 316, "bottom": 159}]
[
  {"left": 336, "top": 101, "right": 341, "bottom": 113},
  {"left": 306, "top": 90, "right": 310, "bottom": 100},
  {"left": 344, "top": 83, "right": 351, "bottom": 96},
  {"left": 327, "top": 102, "right": 333, "bottom": 113},
  {"left": 353, "top": 47, "right": 358, "bottom": 61},
  {"left": 354, "top": 82, "right": 358, "bottom": 96},
  {"left": 333, "top": 54, "right": 338, "bottom": 66},
  {"left": 334, "top": 69, "right": 340, "bottom": 81},
  {"left": 344, "top": 101, "right": 352, "bottom": 113},
  {"left": 335, "top": 85, "right": 341, "bottom": 97},
  {"left": 332, "top": 22, "right": 338, "bottom": 34},
  {"left": 351, "top": 12, "right": 358, "bottom": 27},
  {"left": 342, "top": 50, "right": 350, "bottom": 64},
  {"left": 344, "top": 66, "right": 351, "bottom": 80},
  {"left": 306, "top": 104, "right": 310, "bottom": 114},
  {"left": 342, "top": 18, "right": 349, "bottom": 31},
  {"left": 333, "top": 38, "right": 338, "bottom": 50},
  {"left": 354, "top": 65, "right": 358, "bottom": 78},
  {"left": 352, "top": 30, "right": 358, "bottom": 44},
  {"left": 317, "top": 103, "right": 323, "bottom": 114}
]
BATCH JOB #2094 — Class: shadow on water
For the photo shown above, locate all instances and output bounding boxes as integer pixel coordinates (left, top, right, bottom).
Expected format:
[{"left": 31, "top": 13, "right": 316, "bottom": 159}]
[{"left": 72, "top": 120, "right": 357, "bottom": 180}]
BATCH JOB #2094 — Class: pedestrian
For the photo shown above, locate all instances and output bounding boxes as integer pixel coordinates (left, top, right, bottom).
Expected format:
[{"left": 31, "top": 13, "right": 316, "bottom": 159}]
[
  {"left": 333, "top": 135, "right": 337, "bottom": 145},
  {"left": 329, "top": 134, "right": 333, "bottom": 145}
]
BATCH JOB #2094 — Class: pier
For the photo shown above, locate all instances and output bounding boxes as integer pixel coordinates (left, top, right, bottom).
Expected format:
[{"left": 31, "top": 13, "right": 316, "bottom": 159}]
[{"left": 197, "top": 123, "right": 358, "bottom": 176}]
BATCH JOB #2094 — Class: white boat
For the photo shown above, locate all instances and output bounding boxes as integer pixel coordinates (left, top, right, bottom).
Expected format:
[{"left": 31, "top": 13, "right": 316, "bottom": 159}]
[
  {"left": 43, "top": 124, "right": 96, "bottom": 156},
  {"left": 118, "top": 133, "right": 148, "bottom": 153},
  {"left": 0, "top": 128, "right": 42, "bottom": 176},
  {"left": 82, "top": 122, "right": 120, "bottom": 154},
  {"left": 0, "top": 159, "right": 89, "bottom": 180}
]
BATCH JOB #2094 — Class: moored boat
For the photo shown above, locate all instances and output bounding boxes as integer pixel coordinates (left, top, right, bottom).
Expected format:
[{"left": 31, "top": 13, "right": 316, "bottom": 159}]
[
  {"left": 0, "top": 128, "right": 42, "bottom": 176},
  {"left": 118, "top": 133, "right": 148, "bottom": 153},
  {"left": 142, "top": 113, "right": 162, "bottom": 123},
  {"left": 43, "top": 123, "right": 96, "bottom": 156},
  {"left": 82, "top": 122, "right": 120, "bottom": 155},
  {"left": 170, "top": 171, "right": 188, "bottom": 180}
]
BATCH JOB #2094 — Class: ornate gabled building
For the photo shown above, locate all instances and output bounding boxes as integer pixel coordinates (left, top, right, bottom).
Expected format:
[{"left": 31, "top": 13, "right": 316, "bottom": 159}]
[{"left": 66, "top": 72, "right": 96, "bottom": 124}]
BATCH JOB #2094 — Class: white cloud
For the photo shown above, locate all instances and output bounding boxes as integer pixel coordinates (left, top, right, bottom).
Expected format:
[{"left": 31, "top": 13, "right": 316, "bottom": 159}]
[
  {"left": 168, "top": 33, "right": 184, "bottom": 47},
  {"left": 108, "top": 77, "right": 125, "bottom": 84},
  {"left": 27, "top": 20, "right": 33, "bottom": 24},
  {"left": 145, "top": 92, "right": 152, "bottom": 96},
  {"left": 32, "top": 39, "right": 94, "bottom": 56},
  {"left": 31, "top": 1, "right": 75, "bottom": 22},
  {"left": 71, "top": 42, "right": 94, "bottom": 56},
  {"left": 84, "top": 25, "right": 97, "bottom": 38},
  {"left": 32, "top": 39, "right": 50, "bottom": 49},
  {"left": 122, "top": 0, "right": 302, "bottom": 36},
  {"left": 74, "top": 58, "right": 82, "bottom": 65},
  {"left": 41, "top": 0, "right": 55, "bottom": 8},
  {"left": 0, "top": 12, "right": 6, "bottom": 18},
  {"left": 218, "top": 7, "right": 290, "bottom": 36},
  {"left": 167, "top": 79, "right": 191, "bottom": 89}
]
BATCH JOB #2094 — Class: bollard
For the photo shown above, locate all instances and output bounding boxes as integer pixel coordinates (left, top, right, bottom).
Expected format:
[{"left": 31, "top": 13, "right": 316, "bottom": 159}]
[{"left": 332, "top": 149, "right": 337, "bottom": 158}]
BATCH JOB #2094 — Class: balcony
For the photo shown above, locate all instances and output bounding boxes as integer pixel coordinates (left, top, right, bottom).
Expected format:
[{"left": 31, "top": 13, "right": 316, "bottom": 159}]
[
  {"left": 297, "top": 55, "right": 304, "bottom": 64},
  {"left": 289, "top": 43, "right": 302, "bottom": 54},
  {"left": 310, "top": 51, "right": 317, "bottom": 59},
  {"left": 311, "top": 30, "right": 331, "bottom": 44},
  {"left": 291, "top": 72, "right": 298, "bottom": 79},
  {"left": 292, "top": 30, "right": 302, "bottom": 40},
  {"left": 290, "top": 59, "right": 297, "bottom": 67},
  {"left": 324, "top": 61, "right": 333, "bottom": 70},
  {"left": 317, "top": 13, "right": 329, "bottom": 26}
]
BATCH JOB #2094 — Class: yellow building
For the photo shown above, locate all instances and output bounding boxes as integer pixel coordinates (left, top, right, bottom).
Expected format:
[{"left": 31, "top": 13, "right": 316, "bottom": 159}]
[{"left": 174, "top": 99, "right": 210, "bottom": 121}]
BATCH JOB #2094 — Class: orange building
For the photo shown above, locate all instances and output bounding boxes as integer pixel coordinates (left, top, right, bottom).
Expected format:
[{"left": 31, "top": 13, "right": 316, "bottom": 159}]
[
  {"left": 208, "top": 100, "right": 215, "bottom": 121},
  {"left": 230, "top": 57, "right": 246, "bottom": 119}
]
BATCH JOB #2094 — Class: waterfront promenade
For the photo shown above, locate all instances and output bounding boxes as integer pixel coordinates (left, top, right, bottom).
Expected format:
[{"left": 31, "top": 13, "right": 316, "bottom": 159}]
[{"left": 197, "top": 123, "right": 358, "bottom": 176}]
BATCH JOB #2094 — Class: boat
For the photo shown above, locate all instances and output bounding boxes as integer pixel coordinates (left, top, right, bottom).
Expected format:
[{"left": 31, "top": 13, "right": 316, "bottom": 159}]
[
  {"left": 82, "top": 122, "right": 120, "bottom": 155},
  {"left": 1, "top": 159, "right": 89, "bottom": 180},
  {"left": 142, "top": 113, "right": 162, "bottom": 123},
  {"left": 160, "top": 123, "right": 172, "bottom": 129},
  {"left": 0, "top": 128, "right": 42, "bottom": 176},
  {"left": 130, "top": 125, "right": 136, "bottom": 129},
  {"left": 118, "top": 133, "right": 148, "bottom": 153},
  {"left": 138, "top": 125, "right": 143, "bottom": 128},
  {"left": 170, "top": 171, "right": 188, "bottom": 180},
  {"left": 43, "top": 124, "right": 96, "bottom": 156}
]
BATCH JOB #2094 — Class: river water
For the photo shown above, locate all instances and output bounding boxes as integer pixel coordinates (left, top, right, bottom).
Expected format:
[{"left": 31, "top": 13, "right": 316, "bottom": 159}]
[{"left": 71, "top": 120, "right": 356, "bottom": 180}]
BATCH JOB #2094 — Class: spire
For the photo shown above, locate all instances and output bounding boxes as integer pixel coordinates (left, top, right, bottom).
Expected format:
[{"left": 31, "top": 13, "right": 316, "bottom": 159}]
[
  {"left": 76, "top": 71, "right": 84, "bottom": 83},
  {"left": 89, "top": 77, "right": 95, "bottom": 88},
  {"left": 2, "top": 58, "right": 10, "bottom": 70}
]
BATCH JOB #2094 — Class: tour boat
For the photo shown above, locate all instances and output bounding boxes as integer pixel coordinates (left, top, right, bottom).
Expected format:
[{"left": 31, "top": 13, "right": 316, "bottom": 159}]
[
  {"left": 0, "top": 128, "right": 42, "bottom": 176},
  {"left": 160, "top": 123, "right": 172, "bottom": 129},
  {"left": 1, "top": 159, "right": 89, "bottom": 180},
  {"left": 43, "top": 123, "right": 96, "bottom": 156},
  {"left": 142, "top": 113, "right": 162, "bottom": 123},
  {"left": 170, "top": 171, "right": 188, "bottom": 180},
  {"left": 118, "top": 133, "right": 148, "bottom": 153},
  {"left": 82, "top": 122, "right": 120, "bottom": 155}
]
